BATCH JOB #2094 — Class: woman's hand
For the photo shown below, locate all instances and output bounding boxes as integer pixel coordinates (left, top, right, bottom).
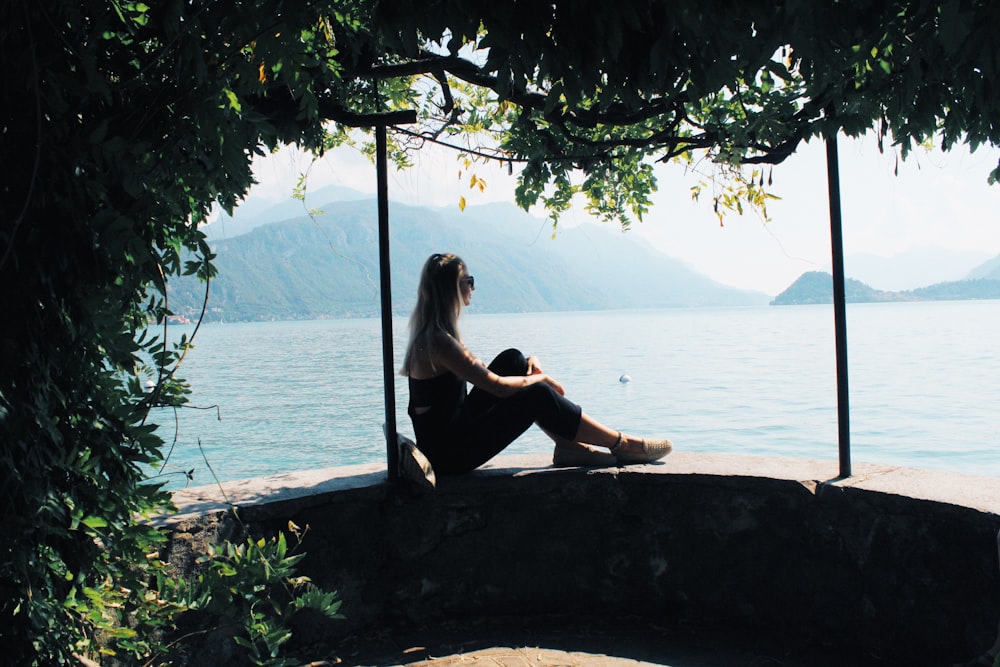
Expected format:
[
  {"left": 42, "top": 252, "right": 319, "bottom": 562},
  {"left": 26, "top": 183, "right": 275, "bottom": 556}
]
[
  {"left": 526, "top": 355, "right": 542, "bottom": 375},
  {"left": 539, "top": 374, "right": 565, "bottom": 396},
  {"left": 526, "top": 356, "right": 562, "bottom": 394}
]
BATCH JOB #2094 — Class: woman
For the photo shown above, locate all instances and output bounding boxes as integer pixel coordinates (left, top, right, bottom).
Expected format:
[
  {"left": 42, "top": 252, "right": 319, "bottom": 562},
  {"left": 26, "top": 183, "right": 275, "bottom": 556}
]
[{"left": 400, "top": 252, "right": 673, "bottom": 474}]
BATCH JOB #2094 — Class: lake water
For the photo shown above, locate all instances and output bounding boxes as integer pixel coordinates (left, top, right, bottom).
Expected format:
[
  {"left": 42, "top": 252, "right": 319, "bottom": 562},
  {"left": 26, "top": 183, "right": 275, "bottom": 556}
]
[{"left": 149, "top": 300, "right": 1000, "bottom": 489}]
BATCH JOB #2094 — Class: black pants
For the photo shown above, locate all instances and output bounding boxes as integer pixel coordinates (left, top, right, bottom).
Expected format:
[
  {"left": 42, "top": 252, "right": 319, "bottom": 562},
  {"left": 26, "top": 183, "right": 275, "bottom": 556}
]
[{"left": 423, "top": 348, "right": 582, "bottom": 474}]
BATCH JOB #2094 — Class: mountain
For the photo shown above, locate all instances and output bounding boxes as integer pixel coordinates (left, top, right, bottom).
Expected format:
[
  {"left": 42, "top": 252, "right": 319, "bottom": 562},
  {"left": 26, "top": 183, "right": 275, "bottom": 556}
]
[
  {"left": 203, "top": 185, "right": 370, "bottom": 241},
  {"left": 771, "top": 270, "right": 1000, "bottom": 305},
  {"left": 823, "top": 247, "right": 994, "bottom": 291},
  {"left": 967, "top": 254, "right": 1000, "bottom": 280},
  {"left": 170, "top": 198, "right": 770, "bottom": 321},
  {"left": 770, "top": 272, "right": 897, "bottom": 305}
]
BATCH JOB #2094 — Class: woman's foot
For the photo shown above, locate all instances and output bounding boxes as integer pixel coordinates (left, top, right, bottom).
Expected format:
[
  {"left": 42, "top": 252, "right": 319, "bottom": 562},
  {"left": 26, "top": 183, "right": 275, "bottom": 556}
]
[
  {"left": 610, "top": 433, "right": 673, "bottom": 464},
  {"left": 552, "top": 443, "right": 618, "bottom": 468}
]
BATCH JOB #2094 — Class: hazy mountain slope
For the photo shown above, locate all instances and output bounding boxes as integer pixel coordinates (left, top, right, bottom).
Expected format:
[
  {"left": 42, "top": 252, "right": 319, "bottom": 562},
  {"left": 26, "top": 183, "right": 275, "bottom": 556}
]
[
  {"left": 770, "top": 272, "right": 897, "bottom": 305},
  {"left": 771, "top": 270, "right": 1000, "bottom": 305},
  {"left": 203, "top": 185, "right": 370, "bottom": 241},
  {"left": 824, "top": 247, "right": 993, "bottom": 290},
  {"left": 966, "top": 254, "right": 1000, "bottom": 280},
  {"left": 170, "top": 199, "right": 769, "bottom": 321}
]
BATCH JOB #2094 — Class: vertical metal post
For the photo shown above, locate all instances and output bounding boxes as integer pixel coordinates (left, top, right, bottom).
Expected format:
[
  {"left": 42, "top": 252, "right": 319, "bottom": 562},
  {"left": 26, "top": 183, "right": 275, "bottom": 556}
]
[
  {"left": 825, "top": 135, "right": 852, "bottom": 478},
  {"left": 376, "top": 124, "right": 399, "bottom": 481}
]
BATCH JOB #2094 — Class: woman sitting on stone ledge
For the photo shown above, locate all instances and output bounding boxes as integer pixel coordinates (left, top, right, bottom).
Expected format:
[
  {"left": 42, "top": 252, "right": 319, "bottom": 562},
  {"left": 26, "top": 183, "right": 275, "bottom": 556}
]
[{"left": 400, "top": 252, "right": 673, "bottom": 474}]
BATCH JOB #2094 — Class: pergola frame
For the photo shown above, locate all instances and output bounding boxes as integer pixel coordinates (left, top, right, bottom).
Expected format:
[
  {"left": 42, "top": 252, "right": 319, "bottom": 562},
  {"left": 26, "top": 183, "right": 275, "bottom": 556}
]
[{"left": 367, "top": 121, "right": 854, "bottom": 482}]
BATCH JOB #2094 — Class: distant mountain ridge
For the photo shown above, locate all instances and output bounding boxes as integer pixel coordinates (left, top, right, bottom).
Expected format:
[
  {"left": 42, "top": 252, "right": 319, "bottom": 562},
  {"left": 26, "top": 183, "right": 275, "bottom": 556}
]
[
  {"left": 171, "top": 197, "right": 770, "bottom": 321},
  {"left": 968, "top": 254, "right": 1000, "bottom": 280},
  {"left": 204, "top": 184, "right": 369, "bottom": 241},
  {"left": 821, "top": 246, "right": 995, "bottom": 291},
  {"left": 771, "top": 270, "right": 1000, "bottom": 305}
]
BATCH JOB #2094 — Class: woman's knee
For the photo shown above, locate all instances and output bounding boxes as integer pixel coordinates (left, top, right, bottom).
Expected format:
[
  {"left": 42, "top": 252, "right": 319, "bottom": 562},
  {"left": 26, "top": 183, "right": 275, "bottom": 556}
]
[{"left": 488, "top": 348, "right": 527, "bottom": 376}]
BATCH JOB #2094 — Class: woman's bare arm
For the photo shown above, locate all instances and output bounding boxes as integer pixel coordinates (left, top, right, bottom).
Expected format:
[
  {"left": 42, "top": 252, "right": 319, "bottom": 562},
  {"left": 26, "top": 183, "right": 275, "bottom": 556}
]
[{"left": 434, "top": 334, "right": 564, "bottom": 397}]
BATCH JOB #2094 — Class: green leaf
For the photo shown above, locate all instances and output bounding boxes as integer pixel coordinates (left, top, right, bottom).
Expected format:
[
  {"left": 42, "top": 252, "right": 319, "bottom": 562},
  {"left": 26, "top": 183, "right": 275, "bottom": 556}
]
[{"left": 223, "top": 89, "right": 242, "bottom": 113}]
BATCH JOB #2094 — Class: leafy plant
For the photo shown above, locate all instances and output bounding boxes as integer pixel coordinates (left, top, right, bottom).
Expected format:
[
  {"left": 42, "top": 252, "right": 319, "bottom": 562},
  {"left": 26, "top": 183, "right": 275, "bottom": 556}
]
[
  {"left": 166, "top": 522, "right": 343, "bottom": 667},
  {"left": 1, "top": 2, "right": 356, "bottom": 662}
]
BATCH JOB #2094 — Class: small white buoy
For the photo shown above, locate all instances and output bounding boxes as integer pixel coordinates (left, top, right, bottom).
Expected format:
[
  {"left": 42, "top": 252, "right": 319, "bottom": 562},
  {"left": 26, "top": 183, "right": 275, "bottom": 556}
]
[
  {"left": 144, "top": 380, "right": 156, "bottom": 392},
  {"left": 619, "top": 374, "right": 632, "bottom": 384}
]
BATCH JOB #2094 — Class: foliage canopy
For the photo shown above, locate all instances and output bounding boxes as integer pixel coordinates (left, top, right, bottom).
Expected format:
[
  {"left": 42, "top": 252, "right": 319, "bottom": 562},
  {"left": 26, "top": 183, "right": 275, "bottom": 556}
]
[{"left": 2, "top": 0, "right": 998, "bottom": 663}]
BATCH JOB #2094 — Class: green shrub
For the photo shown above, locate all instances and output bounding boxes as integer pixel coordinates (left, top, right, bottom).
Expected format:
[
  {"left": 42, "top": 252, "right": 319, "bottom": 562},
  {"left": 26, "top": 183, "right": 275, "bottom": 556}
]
[{"left": 162, "top": 522, "right": 344, "bottom": 667}]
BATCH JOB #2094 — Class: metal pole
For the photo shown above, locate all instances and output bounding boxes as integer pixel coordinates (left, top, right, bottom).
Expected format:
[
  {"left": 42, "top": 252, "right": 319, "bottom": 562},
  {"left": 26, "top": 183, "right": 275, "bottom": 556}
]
[
  {"left": 376, "top": 124, "right": 399, "bottom": 481},
  {"left": 825, "top": 135, "right": 852, "bottom": 478}
]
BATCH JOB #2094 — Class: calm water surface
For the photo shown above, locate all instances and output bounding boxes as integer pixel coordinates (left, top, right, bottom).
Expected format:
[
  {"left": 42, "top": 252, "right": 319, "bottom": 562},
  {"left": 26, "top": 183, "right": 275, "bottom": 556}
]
[{"left": 150, "top": 301, "right": 1000, "bottom": 489}]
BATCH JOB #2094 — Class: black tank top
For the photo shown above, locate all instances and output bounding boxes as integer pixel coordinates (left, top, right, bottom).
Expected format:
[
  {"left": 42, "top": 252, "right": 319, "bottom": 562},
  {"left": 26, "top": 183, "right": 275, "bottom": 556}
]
[{"left": 408, "top": 372, "right": 467, "bottom": 426}]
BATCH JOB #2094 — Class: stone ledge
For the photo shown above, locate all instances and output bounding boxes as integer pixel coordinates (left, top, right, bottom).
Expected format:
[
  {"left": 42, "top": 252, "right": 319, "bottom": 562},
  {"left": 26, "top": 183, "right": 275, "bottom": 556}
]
[
  {"left": 162, "top": 452, "right": 1000, "bottom": 667},
  {"left": 167, "top": 452, "right": 1000, "bottom": 522}
]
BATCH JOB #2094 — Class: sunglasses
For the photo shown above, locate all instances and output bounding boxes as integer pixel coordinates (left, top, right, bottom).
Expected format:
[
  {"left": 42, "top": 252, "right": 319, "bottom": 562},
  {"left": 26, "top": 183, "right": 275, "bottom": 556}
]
[{"left": 460, "top": 276, "right": 475, "bottom": 289}]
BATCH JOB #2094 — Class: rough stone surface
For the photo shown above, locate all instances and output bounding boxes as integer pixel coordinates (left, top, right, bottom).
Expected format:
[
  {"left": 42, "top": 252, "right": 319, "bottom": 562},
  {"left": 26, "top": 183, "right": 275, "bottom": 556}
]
[
  {"left": 162, "top": 453, "right": 1000, "bottom": 666},
  {"left": 405, "top": 646, "right": 672, "bottom": 667}
]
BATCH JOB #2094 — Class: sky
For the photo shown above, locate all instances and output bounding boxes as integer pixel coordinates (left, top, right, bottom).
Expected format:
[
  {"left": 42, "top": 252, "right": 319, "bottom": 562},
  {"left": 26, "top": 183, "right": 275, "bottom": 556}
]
[{"left": 245, "top": 132, "right": 1000, "bottom": 295}]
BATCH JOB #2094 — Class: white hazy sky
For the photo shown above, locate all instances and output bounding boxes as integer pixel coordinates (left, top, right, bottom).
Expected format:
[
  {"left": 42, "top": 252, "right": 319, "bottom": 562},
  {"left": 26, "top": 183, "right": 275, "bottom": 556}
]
[{"left": 246, "top": 132, "right": 1000, "bottom": 295}]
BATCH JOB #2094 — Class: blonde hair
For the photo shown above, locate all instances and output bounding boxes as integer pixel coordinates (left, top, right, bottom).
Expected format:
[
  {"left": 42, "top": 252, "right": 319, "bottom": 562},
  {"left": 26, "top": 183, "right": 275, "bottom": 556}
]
[{"left": 401, "top": 253, "right": 466, "bottom": 376}]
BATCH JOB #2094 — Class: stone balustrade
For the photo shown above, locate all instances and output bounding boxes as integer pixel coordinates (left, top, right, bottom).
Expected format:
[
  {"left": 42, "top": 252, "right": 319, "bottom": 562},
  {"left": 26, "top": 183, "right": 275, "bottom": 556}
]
[{"left": 164, "top": 452, "right": 1000, "bottom": 666}]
